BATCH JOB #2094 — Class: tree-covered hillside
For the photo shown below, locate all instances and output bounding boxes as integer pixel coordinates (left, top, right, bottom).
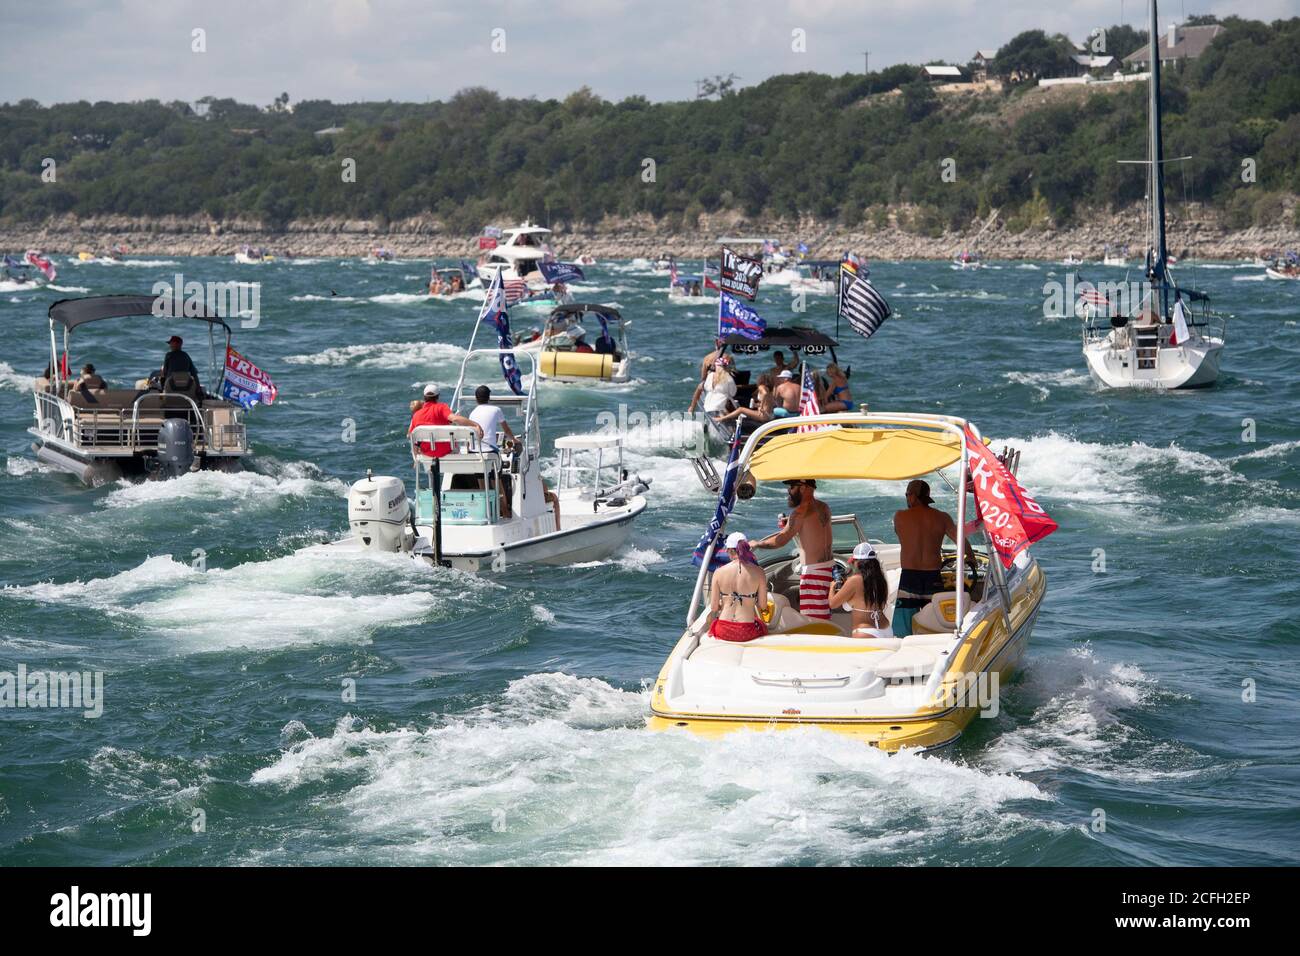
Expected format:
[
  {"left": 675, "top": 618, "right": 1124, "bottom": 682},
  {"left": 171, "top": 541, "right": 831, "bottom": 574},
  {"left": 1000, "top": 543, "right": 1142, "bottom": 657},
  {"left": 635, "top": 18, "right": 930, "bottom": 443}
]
[{"left": 1, "top": 15, "right": 1296, "bottom": 233}]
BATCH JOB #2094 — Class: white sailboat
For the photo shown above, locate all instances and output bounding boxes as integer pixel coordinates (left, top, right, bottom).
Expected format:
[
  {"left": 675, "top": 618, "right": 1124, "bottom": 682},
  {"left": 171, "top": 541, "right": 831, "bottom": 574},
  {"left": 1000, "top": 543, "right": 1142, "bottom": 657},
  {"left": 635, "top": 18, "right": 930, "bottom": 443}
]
[{"left": 1081, "top": 0, "right": 1226, "bottom": 390}]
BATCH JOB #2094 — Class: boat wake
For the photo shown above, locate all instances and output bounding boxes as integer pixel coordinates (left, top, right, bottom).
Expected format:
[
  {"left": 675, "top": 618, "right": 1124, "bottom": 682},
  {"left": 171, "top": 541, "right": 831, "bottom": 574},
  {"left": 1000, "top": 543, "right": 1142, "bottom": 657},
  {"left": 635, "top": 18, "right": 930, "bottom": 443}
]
[
  {"left": 6, "top": 549, "right": 469, "bottom": 655},
  {"left": 246, "top": 671, "right": 1058, "bottom": 866},
  {"left": 284, "top": 340, "right": 467, "bottom": 369}
]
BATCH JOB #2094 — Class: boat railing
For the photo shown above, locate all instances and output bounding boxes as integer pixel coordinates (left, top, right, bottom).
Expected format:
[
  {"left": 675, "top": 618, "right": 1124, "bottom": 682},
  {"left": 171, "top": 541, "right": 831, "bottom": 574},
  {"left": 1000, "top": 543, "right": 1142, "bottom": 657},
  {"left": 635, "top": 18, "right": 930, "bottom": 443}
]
[
  {"left": 1082, "top": 306, "right": 1228, "bottom": 349},
  {"left": 34, "top": 389, "right": 247, "bottom": 455},
  {"left": 408, "top": 425, "right": 491, "bottom": 463}
]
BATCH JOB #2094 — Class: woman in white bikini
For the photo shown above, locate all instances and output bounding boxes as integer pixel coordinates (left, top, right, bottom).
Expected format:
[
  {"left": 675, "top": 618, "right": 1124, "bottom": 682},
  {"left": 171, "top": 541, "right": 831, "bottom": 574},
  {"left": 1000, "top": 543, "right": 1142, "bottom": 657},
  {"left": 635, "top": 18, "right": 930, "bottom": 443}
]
[{"left": 828, "top": 542, "right": 894, "bottom": 639}]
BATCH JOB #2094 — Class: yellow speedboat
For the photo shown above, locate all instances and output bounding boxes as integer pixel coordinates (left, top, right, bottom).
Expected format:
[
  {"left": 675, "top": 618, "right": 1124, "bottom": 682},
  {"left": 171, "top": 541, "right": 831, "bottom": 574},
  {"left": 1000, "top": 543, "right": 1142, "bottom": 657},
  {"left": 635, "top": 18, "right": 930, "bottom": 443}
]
[{"left": 649, "top": 412, "right": 1050, "bottom": 754}]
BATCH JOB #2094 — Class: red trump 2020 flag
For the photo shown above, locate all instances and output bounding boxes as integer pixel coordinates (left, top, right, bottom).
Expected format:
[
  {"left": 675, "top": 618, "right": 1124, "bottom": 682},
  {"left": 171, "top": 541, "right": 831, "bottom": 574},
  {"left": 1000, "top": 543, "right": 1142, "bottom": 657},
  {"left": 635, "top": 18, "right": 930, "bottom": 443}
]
[{"left": 963, "top": 425, "right": 1058, "bottom": 568}]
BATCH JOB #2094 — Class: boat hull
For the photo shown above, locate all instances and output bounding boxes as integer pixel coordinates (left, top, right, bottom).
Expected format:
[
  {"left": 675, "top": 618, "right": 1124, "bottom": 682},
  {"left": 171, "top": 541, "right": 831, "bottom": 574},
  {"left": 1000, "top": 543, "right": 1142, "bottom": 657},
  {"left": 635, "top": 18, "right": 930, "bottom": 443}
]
[
  {"left": 1083, "top": 338, "right": 1223, "bottom": 389},
  {"left": 649, "top": 560, "right": 1045, "bottom": 754},
  {"left": 434, "top": 499, "right": 645, "bottom": 571}
]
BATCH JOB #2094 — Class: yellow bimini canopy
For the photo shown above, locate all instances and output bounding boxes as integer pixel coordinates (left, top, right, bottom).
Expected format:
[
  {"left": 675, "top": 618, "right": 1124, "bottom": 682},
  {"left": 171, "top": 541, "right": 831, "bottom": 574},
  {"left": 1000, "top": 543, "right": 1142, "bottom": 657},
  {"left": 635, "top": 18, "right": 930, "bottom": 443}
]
[{"left": 748, "top": 425, "right": 962, "bottom": 482}]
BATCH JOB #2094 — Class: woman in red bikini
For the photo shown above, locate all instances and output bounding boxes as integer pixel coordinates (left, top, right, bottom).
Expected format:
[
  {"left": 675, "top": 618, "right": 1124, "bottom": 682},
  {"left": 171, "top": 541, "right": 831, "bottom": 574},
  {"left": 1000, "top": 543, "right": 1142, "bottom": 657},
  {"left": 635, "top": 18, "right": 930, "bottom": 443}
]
[{"left": 707, "top": 531, "right": 769, "bottom": 642}]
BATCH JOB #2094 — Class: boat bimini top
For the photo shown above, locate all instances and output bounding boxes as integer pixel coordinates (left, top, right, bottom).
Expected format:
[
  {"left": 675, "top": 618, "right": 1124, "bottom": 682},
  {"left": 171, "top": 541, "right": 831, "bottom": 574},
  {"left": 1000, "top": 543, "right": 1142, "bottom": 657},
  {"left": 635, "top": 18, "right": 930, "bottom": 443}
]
[
  {"left": 45, "top": 294, "right": 235, "bottom": 389},
  {"left": 719, "top": 324, "right": 838, "bottom": 361},
  {"left": 689, "top": 412, "right": 981, "bottom": 632}
]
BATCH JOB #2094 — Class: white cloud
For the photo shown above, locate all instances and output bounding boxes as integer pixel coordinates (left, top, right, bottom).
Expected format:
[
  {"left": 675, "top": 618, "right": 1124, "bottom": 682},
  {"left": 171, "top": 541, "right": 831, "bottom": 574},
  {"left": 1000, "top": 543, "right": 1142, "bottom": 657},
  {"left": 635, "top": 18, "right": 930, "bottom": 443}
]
[{"left": 0, "top": 0, "right": 1291, "bottom": 105}]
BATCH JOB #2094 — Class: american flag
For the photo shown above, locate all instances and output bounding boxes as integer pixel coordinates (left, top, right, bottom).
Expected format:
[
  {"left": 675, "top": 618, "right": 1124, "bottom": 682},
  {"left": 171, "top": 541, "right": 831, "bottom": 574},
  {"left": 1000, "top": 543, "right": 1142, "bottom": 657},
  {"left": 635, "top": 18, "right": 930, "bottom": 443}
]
[
  {"left": 797, "top": 365, "right": 829, "bottom": 433},
  {"left": 1077, "top": 284, "right": 1111, "bottom": 308},
  {"left": 503, "top": 277, "right": 529, "bottom": 305}
]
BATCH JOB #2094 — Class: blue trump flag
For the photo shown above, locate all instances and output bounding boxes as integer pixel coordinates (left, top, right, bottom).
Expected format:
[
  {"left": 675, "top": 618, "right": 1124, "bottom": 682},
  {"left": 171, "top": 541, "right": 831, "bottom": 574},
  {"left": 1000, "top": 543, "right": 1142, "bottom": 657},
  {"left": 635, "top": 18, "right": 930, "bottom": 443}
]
[
  {"left": 459, "top": 259, "right": 479, "bottom": 281},
  {"left": 478, "top": 272, "right": 523, "bottom": 395},
  {"left": 537, "top": 260, "right": 586, "bottom": 285},
  {"left": 718, "top": 291, "right": 767, "bottom": 340},
  {"left": 691, "top": 420, "right": 745, "bottom": 570}
]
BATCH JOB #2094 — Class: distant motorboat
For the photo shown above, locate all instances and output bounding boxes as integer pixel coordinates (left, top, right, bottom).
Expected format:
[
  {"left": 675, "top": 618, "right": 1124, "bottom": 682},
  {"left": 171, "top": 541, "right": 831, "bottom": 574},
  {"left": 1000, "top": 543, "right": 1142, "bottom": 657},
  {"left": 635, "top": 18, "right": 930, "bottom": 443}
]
[{"left": 234, "top": 245, "right": 273, "bottom": 264}]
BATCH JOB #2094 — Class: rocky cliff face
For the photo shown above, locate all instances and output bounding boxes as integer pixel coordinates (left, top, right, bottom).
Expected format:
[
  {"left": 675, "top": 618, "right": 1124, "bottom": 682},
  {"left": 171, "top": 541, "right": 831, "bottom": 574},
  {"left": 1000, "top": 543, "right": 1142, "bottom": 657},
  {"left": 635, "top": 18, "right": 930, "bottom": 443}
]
[{"left": 2, "top": 204, "right": 1296, "bottom": 260}]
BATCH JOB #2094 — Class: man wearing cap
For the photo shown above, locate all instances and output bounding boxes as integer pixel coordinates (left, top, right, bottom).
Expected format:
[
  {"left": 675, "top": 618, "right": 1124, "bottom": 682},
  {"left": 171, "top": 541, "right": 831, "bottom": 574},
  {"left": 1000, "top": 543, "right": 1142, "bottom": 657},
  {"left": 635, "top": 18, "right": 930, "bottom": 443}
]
[
  {"left": 408, "top": 383, "right": 481, "bottom": 458},
  {"left": 771, "top": 368, "right": 800, "bottom": 418},
  {"left": 753, "top": 479, "right": 834, "bottom": 621},
  {"left": 892, "top": 479, "right": 974, "bottom": 636},
  {"left": 160, "top": 335, "right": 200, "bottom": 389}
]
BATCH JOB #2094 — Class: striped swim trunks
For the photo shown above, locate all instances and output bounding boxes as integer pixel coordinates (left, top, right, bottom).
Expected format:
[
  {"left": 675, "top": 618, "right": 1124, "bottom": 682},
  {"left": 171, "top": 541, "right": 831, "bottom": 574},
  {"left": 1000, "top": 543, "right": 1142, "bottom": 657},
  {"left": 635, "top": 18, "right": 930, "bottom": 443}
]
[{"left": 799, "top": 561, "right": 834, "bottom": 620}]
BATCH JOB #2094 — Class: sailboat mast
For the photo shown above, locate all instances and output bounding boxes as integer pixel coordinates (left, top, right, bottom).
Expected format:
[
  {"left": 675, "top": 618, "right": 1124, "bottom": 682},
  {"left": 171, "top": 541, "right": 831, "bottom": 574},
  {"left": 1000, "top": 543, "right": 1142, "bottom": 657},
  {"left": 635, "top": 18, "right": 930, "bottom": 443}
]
[{"left": 1148, "top": 0, "right": 1170, "bottom": 314}]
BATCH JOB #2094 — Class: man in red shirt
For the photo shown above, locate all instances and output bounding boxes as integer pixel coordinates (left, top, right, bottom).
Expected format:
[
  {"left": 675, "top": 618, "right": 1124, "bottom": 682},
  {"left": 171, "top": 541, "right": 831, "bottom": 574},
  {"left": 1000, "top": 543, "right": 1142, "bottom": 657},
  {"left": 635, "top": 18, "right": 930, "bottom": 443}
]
[{"left": 408, "top": 383, "right": 481, "bottom": 457}]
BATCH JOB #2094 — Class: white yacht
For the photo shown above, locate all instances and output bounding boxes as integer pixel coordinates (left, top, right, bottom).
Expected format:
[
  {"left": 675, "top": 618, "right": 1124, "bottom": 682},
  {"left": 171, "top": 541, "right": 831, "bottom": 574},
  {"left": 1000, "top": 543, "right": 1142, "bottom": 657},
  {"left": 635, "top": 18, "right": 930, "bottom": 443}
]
[
  {"left": 1080, "top": 0, "right": 1226, "bottom": 390},
  {"left": 476, "top": 221, "right": 554, "bottom": 286}
]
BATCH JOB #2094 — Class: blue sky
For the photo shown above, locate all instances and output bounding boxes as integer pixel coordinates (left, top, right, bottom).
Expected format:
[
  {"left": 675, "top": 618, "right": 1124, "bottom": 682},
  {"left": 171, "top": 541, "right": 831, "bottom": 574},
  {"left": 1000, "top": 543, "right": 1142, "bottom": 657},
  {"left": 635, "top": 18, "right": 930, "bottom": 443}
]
[{"left": 3, "top": 0, "right": 1294, "bottom": 106}]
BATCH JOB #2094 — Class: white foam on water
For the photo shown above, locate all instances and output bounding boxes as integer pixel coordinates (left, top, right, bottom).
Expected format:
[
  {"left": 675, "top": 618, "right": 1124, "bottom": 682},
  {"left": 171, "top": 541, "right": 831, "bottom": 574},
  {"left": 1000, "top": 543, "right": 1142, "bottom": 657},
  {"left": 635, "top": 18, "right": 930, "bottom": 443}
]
[
  {"left": 531, "top": 605, "right": 555, "bottom": 624},
  {"left": 1008, "top": 432, "right": 1247, "bottom": 506},
  {"left": 569, "top": 546, "right": 666, "bottom": 572},
  {"left": 1228, "top": 439, "right": 1300, "bottom": 463},
  {"left": 1002, "top": 369, "right": 1093, "bottom": 401},
  {"left": 289, "top": 294, "right": 360, "bottom": 302},
  {"left": 99, "top": 461, "right": 346, "bottom": 510},
  {"left": 5, "top": 456, "right": 55, "bottom": 477},
  {"left": 119, "top": 259, "right": 179, "bottom": 267},
  {"left": 1233, "top": 273, "right": 1268, "bottom": 282},
  {"left": 249, "top": 672, "right": 1054, "bottom": 865},
  {"left": 0, "top": 362, "right": 36, "bottom": 391},
  {"left": 980, "top": 645, "right": 1208, "bottom": 782},
  {"left": 9, "top": 549, "right": 459, "bottom": 653},
  {"left": 47, "top": 284, "right": 90, "bottom": 292},
  {"left": 284, "top": 340, "right": 466, "bottom": 368},
  {"left": 369, "top": 292, "right": 434, "bottom": 304}
]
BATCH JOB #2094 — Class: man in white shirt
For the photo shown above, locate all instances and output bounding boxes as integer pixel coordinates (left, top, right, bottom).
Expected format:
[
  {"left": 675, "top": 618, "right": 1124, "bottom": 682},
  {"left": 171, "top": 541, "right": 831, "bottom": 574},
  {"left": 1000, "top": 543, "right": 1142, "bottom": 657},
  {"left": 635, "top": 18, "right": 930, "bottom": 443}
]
[{"left": 469, "top": 385, "right": 518, "bottom": 517}]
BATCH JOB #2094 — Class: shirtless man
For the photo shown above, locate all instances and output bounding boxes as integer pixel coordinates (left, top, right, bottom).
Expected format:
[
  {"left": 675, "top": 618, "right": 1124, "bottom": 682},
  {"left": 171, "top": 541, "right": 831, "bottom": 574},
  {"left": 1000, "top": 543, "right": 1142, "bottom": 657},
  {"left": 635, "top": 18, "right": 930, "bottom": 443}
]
[
  {"left": 891, "top": 479, "right": 974, "bottom": 635},
  {"left": 771, "top": 369, "right": 800, "bottom": 418},
  {"left": 753, "top": 479, "right": 834, "bottom": 620}
]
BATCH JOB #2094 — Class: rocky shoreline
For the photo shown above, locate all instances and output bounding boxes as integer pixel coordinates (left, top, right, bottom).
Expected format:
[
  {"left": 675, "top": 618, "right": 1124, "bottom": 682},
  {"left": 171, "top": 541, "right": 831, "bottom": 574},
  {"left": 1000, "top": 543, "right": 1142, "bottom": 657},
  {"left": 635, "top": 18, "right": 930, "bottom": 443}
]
[{"left": 2, "top": 205, "right": 1297, "bottom": 262}]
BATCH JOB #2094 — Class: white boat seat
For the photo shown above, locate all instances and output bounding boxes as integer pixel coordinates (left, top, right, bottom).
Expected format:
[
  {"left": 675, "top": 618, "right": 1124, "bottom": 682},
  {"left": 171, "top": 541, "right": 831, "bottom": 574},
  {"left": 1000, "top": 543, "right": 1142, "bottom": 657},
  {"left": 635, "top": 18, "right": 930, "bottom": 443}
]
[
  {"left": 912, "top": 590, "right": 960, "bottom": 634},
  {"left": 872, "top": 644, "right": 945, "bottom": 680}
]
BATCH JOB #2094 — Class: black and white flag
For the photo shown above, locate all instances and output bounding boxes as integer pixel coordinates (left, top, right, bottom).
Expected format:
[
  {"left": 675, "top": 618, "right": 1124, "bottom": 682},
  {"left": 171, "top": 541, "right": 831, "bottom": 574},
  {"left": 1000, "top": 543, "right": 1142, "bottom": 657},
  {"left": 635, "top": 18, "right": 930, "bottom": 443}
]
[
  {"left": 719, "top": 246, "right": 762, "bottom": 300},
  {"left": 838, "top": 264, "right": 891, "bottom": 340}
]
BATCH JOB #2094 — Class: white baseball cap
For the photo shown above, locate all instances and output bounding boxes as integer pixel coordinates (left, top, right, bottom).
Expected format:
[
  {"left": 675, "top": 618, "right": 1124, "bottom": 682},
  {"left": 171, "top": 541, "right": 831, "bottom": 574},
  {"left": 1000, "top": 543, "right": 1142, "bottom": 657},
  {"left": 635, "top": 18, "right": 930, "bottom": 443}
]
[
  {"left": 851, "top": 542, "right": 877, "bottom": 561},
  {"left": 423, "top": 382, "right": 440, "bottom": 397},
  {"left": 778, "top": 369, "right": 794, "bottom": 379},
  {"left": 724, "top": 531, "right": 748, "bottom": 549}
]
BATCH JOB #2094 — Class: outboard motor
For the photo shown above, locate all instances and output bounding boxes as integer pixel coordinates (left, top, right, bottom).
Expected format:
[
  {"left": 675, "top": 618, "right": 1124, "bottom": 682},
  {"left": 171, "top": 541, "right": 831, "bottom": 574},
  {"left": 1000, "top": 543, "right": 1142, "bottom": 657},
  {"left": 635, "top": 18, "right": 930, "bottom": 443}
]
[
  {"left": 348, "top": 473, "right": 413, "bottom": 552},
  {"left": 156, "top": 419, "right": 195, "bottom": 478}
]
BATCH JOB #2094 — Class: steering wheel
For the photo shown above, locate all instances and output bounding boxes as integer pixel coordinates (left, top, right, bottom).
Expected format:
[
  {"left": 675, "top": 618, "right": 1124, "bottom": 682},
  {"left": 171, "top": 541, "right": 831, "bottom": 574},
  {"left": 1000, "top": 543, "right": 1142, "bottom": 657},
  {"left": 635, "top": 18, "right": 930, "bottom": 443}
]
[{"left": 940, "top": 551, "right": 981, "bottom": 583}]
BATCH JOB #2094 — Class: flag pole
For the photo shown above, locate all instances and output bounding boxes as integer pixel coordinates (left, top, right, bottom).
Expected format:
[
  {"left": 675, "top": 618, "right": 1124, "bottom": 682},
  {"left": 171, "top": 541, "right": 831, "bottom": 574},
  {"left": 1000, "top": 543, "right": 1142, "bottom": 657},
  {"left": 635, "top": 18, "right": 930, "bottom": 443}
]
[{"left": 835, "top": 264, "right": 843, "bottom": 339}]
